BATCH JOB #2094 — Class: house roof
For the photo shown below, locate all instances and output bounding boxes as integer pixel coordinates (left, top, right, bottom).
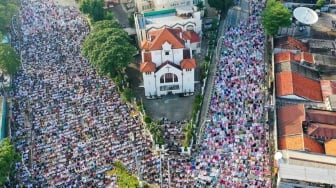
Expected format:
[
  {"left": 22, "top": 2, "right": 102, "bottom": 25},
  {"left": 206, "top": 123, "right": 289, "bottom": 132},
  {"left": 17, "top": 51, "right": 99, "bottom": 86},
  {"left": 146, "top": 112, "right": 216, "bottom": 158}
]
[
  {"left": 274, "top": 36, "right": 309, "bottom": 52},
  {"left": 299, "top": 52, "right": 314, "bottom": 64},
  {"left": 303, "top": 135, "right": 325, "bottom": 154},
  {"left": 274, "top": 51, "right": 314, "bottom": 64},
  {"left": 287, "top": 36, "right": 309, "bottom": 52},
  {"left": 156, "top": 61, "right": 181, "bottom": 72},
  {"left": 277, "top": 104, "right": 305, "bottom": 136},
  {"left": 306, "top": 109, "right": 336, "bottom": 125},
  {"left": 142, "top": 28, "right": 185, "bottom": 51},
  {"left": 278, "top": 134, "right": 324, "bottom": 154},
  {"left": 279, "top": 134, "right": 305, "bottom": 151},
  {"left": 325, "top": 139, "right": 336, "bottom": 156},
  {"left": 320, "top": 80, "right": 336, "bottom": 101},
  {"left": 143, "top": 52, "right": 152, "bottom": 62},
  {"left": 274, "top": 51, "right": 296, "bottom": 63},
  {"left": 139, "top": 61, "right": 156, "bottom": 72},
  {"left": 182, "top": 30, "right": 200, "bottom": 43},
  {"left": 276, "top": 71, "right": 323, "bottom": 101},
  {"left": 180, "top": 58, "right": 196, "bottom": 69},
  {"left": 307, "top": 123, "right": 336, "bottom": 139}
]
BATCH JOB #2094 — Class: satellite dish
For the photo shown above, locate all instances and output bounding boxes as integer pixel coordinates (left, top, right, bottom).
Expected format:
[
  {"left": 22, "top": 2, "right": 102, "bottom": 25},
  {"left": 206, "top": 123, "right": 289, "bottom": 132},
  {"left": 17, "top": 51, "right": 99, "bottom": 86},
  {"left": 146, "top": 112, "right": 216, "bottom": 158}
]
[
  {"left": 274, "top": 151, "right": 283, "bottom": 160},
  {"left": 293, "top": 7, "right": 318, "bottom": 25}
]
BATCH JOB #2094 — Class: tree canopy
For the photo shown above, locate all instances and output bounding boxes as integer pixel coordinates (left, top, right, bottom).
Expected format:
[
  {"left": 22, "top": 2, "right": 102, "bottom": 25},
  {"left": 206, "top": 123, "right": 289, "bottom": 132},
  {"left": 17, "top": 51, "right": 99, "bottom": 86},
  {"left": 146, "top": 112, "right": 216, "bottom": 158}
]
[
  {"left": 0, "top": 0, "right": 19, "bottom": 33},
  {"left": 81, "top": 20, "right": 136, "bottom": 78},
  {"left": 110, "top": 161, "right": 140, "bottom": 188},
  {"left": 261, "top": 0, "right": 291, "bottom": 36},
  {"left": 79, "top": 0, "right": 106, "bottom": 22},
  {"left": 316, "top": 0, "right": 326, "bottom": 8},
  {"left": 0, "top": 138, "right": 20, "bottom": 186},
  {"left": 208, "top": 0, "right": 233, "bottom": 12},
  {"left": 0, "top": 44, "right": 20, "bottom": 74}
]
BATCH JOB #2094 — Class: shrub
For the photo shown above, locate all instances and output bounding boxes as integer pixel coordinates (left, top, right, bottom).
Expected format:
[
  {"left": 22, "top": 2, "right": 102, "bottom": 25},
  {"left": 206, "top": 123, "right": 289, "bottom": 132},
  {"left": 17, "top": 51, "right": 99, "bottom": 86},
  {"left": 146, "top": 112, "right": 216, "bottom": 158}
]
[{"left": 144, "top": 115, "right": 152, "bottom": 124}]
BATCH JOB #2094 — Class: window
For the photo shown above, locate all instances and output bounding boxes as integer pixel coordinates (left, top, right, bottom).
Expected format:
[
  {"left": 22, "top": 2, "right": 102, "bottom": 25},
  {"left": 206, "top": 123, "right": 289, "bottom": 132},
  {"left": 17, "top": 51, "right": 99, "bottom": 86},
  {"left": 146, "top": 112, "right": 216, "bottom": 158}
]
[
  {"left": 145, "top": 72, "right": 151, "bottom": 75},
  {"left": 165, "top": 73, "right": 173, "bottom": 83},
  {"left": 160, "top": 85, "right": 179, "bottom": 91},
  {"left": 159, "top": 73, "right": 178, "bottom": 83},
  {"left": 186, "top": 69, "right": 191, "bottom": 71},
  {"left": 165, "top": 51, "right": 170, "bottom": 55}
]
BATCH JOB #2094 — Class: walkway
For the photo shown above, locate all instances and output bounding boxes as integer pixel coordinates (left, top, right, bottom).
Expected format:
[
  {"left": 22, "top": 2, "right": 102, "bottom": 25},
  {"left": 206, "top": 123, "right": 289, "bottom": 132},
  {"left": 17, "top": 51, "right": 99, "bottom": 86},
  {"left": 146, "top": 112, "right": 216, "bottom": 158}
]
[{"left": 196, "top": 0, "right": 250, "bottom": 149}]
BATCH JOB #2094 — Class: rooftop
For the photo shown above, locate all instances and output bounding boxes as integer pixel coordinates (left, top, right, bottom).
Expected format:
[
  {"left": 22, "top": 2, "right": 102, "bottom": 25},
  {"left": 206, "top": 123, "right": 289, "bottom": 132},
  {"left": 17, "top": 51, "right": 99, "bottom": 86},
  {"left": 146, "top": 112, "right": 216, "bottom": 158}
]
[{"left": 276, "top": 71, "right": 323, "bottom": 101}]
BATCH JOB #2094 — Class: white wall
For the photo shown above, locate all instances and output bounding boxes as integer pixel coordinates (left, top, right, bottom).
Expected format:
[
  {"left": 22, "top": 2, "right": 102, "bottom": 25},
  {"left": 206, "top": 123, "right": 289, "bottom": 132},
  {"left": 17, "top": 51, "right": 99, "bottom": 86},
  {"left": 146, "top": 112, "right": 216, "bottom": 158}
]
[
  {"left": 155, "top": 64, "right": 183, "bottom": 96},
  {"left": 143, "top": 72, "right": 156, "bottom": 96},
  {"left": 182, "top": 69, "right": 195, "bottom": 93}
]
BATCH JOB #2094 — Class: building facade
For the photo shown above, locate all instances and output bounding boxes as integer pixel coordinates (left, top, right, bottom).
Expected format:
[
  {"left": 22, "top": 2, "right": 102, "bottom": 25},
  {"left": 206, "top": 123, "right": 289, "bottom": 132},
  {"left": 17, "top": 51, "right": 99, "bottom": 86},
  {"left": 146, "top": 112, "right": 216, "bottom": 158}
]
[
  {"left": 139, "top": 28, "right": 197, "bottom": 98},
  {"left": 135, "top": 0, "right": 203, "bottom": 13},
  {"left": 134, "top": 2, "right": 202, "bottom": 54}
]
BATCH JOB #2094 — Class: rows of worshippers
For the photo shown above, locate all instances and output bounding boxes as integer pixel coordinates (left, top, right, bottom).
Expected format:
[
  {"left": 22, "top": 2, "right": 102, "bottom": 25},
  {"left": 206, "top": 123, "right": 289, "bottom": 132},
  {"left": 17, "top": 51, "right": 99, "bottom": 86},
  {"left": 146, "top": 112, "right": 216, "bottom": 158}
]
[
  {"left": 10, "top": 0, "right": 163, "bottom": 187},
  {"left": 8, "top": 0, "right": 273, "bottom": 187},
  {"left": 190, "top": 0, "right": 272, "bottom": 187}
]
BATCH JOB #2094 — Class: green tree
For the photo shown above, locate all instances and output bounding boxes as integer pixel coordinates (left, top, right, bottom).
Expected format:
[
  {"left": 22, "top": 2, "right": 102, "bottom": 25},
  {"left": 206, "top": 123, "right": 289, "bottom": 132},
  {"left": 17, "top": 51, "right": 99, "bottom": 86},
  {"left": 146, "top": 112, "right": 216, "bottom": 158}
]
[
  {"left": 261, "top": 0, "right": 291, "bottom": 36},
  {"left": 0, "top": 0, "right": 19, "bottom": 33},
  {"left": 111, "top": 161, "right": 140, "bottom": 188},
  {"left": 0, "top": 138, "right": 20, "bottom": 186},
  {"left": 0, "top": 44, "right": 20, "bottom": 74},
  {"left": 80, "top": 0, "right": 106, "bottom": 22},
  {"left": 82, "top": 20, "right": 136, "bottom": 78},
  {"left": 208, "top": 0, "right": 233, "bottom": 12},
  {"left": 128, "top": 13, "right": 135, "bottom": 28},
  {"left": 92, "top": 20, "right": 120, "bottom": 31},
  {"left": 316, "top": 0, "right": 325, "bottom": 8}
]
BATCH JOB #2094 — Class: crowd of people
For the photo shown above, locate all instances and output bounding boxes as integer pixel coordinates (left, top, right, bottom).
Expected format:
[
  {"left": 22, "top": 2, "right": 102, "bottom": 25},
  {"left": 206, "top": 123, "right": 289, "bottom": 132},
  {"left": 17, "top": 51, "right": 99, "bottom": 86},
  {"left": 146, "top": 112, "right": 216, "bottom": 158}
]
[
  {"left": 10, "top": 0, "right": 161, "bottom": 187},
  {"left": 8, "top": 0, "right": 272, "bottom": 187},
  {"left": 190, "top": 0, "right": 272, "bottom": 186}
]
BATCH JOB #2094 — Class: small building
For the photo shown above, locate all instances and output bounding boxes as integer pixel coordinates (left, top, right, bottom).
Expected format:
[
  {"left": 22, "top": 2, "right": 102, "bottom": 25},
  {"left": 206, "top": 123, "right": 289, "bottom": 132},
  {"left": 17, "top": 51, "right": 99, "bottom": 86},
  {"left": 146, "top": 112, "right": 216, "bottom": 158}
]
[
  {"left": 276, "top": 71, "right": 323, "bottom": 102},
  {"left": 139, "top": 27, "right": 197, "bottom": 98},
  {"left": 134, "top": 6, "right": 202, "bottom": 54}
]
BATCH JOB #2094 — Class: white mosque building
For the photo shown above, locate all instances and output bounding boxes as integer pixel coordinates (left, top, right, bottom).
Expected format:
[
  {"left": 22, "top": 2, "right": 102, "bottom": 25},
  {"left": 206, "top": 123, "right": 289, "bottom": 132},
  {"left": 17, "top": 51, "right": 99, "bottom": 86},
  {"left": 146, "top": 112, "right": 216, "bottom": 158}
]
[{"left": 139, "top": 27, "right": 199, "bottom": 98}]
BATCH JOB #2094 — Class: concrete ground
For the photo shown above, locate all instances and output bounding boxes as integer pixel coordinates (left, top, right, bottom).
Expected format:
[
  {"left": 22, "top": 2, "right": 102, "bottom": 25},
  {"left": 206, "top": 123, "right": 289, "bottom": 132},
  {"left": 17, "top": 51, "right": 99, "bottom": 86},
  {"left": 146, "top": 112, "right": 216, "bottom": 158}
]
[{"left": 142, "top": 94, "right": 194, "bottom": 121}]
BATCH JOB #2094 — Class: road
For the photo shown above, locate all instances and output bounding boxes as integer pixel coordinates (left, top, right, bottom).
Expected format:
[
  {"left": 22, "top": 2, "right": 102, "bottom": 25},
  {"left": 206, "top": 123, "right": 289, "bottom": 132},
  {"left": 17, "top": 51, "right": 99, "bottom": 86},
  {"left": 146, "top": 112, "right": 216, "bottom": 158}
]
[{"left": 196, "top": 0, "right": 250, "bottom": 148}]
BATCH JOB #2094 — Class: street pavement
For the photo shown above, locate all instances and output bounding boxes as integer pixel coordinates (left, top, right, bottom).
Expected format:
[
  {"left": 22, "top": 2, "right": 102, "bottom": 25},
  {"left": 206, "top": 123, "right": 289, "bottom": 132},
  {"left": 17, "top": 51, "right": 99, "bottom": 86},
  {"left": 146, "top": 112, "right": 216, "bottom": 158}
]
[{"left": 196, "top": 0, "right": 250, "bottom": 147}]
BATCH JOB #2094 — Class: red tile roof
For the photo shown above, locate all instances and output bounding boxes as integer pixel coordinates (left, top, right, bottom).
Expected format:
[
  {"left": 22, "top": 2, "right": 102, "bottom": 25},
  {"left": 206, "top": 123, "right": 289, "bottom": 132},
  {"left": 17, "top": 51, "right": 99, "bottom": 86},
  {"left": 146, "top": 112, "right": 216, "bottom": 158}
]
[
  {"left": 277, "top": 104, "right": 305, "bottom": 136},
  {"left": 279, "top": 135, "right": 305, "bottom": 151},
  {"left": 300, "top": 52, "right": 314, "bottom": 64},
  {"left": 320, "top": 80, "right": 336, "bottom": 101},
  {"left": 274, "top": 51, "right": 314, "bottom": 64},
  {"left": 306, "top": 109, "right": 336, "bottom": 124},
  {"left": 180, "top": 59, "right": 196, "bottom": 69},
  {"left": 288, "top": 36, "right": 309, "bottom": 52},
  {"left": 303, "top": 135, "right": 325, "bottom": 153},
  {"left": 141, "top": 40, "right": 151, "bottom": 50},
  {"left": 142, "top": 28, "right": 185, "bottom": 51},
  {"left": 276, "top": 72, "right": 323, "bottom": 101},
  {"left": 307, "top": 123, "right": 336, "bottom": 139},
  {"left": 325, "top": 139, "right": 336, "bottom": 156},
  {"left": 182, "top": 31, "right": 200, "bottom": 43},
  {"left": 139, "top": 61, "right": 156, "bottom": 72},
  {"left": 278, "top": 134, "right": 324, "bottom": 154},
  {"left": 274, "top": 51, "right": 295, "bottom": 63}
]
